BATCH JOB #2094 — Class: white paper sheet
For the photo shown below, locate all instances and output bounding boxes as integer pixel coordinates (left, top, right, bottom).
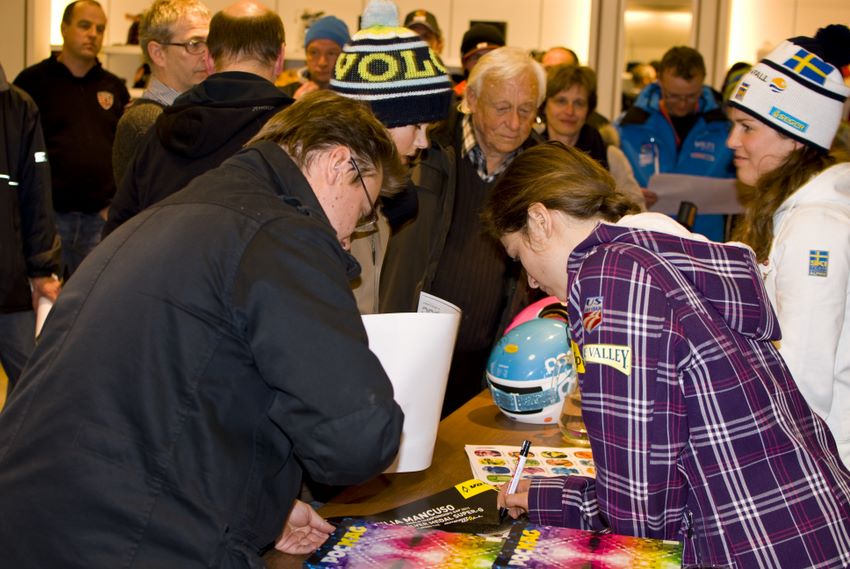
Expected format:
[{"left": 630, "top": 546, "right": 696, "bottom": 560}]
[
  {"left": 647, "top": 173, "right": 743, "bottom": 215},
  {"left": 362, "top": 308, "right": 460, "bottom": 473},
  {"left": 416, "top": 291, "right": 462, "bottom": 315},
  {"left": 35, "top": 296, "right": 53, "bottom": 339}
]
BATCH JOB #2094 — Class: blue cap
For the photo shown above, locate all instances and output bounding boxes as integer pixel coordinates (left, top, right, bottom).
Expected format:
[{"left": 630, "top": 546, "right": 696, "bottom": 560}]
[{"left": 305, "top": 16, "right": 350, "bottom": 49}]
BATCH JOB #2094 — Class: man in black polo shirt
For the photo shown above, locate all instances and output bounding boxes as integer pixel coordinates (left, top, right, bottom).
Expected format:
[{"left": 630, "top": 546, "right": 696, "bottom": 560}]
[{"left": 15, "top": 0, "right": 129, "bottom": 279}]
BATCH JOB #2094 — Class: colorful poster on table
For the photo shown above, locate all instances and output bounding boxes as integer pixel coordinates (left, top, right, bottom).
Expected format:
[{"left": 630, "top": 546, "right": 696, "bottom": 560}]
[
  {"left": 305, "top": 519, "right": 502, "bottom": 568},
  {"left": 494, "top": 522, "right": 683, "bottom": 569}
]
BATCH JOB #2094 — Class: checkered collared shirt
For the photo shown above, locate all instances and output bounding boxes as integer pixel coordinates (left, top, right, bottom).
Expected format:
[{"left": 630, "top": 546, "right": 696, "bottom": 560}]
[
  {"left": 461, "top": 113, "right": 522, "bottom": 182},
  {"left": 141, "top": 77, "right": 181, "bottom": 107},
  {"left": 527, "top": 222, "right": 850, "bottom": 568}
]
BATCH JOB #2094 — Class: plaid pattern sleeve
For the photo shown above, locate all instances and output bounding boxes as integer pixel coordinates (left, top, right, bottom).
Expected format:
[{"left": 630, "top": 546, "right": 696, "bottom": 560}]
[
  {"left": 528, "top": 224, "right": 850, "bottom": 569},
  {"left": 529, "top": 475, "right": 608, "bottom": 531}
]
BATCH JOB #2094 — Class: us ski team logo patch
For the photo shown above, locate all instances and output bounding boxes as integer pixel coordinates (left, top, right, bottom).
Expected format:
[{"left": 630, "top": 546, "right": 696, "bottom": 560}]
[
  {"left": 97, "top": 91, "right": 114, "bottom": 110},
  {"left": 582, "top": 296, "right": 603, "bottom": 332},
  {"left": 809, "top": 250, "right": 829, "bottom": 277}
]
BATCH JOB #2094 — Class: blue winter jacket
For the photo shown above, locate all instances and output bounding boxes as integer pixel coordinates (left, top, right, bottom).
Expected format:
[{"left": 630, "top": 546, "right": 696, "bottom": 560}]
[{"left": 617, "top": 84, "right": 734, "bottom": 241}]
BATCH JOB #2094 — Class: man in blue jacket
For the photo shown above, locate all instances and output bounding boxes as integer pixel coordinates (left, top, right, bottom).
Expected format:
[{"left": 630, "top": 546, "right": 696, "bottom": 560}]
[{"left": 618, "top": 46, "right": 734, "bottom": 241}]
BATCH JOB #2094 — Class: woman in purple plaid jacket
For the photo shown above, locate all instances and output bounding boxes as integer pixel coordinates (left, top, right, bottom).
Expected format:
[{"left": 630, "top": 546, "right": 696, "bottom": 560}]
[{"left": 486, "top": 142, "right": 850, "bottom": 568}]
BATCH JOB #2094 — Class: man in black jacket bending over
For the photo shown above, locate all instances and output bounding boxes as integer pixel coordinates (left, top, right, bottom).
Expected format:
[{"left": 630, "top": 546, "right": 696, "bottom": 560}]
[
  {"left": 0, "top": 90, "right": 406, "bottom": 568},
  {"left": 103, "top": 0, "right": 293, "bottom": 236}
]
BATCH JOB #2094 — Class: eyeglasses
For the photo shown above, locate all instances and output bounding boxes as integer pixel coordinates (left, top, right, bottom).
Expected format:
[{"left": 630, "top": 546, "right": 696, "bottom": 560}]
[
  {"left": 662, "top": 91, "right": 700, "bottom": 104},
  {"left": 160, "top": 38, "right": 207, "bottom": 55},
  {"left": 350, "top": 158, "right": 378, "bottom": 233}
]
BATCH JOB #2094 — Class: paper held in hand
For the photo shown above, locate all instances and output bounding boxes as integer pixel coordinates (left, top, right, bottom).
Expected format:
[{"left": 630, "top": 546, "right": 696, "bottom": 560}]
[
  {"left": 35, "top": 296, "right": 53, "bottom": 339},
  {"left": 647, "top": 173, "right": 743, "bottom": 215}
]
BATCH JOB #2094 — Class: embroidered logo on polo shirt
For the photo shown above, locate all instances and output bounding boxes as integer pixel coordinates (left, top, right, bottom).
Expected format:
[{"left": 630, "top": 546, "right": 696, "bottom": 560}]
[
  {"left": 97, "top": 91, "right": 114, "bottom": 110},
  {"left": 583, "top": 344, "right": 631, "bottom": 376},
  {"left": 809, "top": 250, "right": 829, "bottom": 277}
]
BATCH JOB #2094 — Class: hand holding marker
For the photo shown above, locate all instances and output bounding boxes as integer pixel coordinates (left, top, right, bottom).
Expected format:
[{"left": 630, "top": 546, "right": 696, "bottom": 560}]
[{"left": 499, "top": 439, "right": 532, "bottom": 521}]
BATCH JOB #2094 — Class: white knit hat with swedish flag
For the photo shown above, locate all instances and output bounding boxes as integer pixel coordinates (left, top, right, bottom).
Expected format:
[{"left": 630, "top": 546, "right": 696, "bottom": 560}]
[
  {"left": 729, "top": 25, "right": 850, "bottom": 152},
  {"left": 330, "top": 0, "right": 452, "bottom": 128}
]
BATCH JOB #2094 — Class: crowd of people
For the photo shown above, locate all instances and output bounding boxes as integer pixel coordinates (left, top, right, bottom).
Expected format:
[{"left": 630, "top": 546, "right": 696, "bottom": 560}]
[{"left": 1, "top": 0, "right": 849, "bottom": 567}]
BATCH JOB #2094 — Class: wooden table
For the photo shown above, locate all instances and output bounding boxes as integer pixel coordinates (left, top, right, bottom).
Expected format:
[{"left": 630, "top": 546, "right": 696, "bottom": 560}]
[{"left": 264, "top": 390, "right": 567, "bottom": 568}]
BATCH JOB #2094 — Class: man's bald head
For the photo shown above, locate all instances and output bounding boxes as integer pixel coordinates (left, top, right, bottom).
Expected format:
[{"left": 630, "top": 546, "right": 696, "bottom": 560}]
[
  {"left": 208, "top": 0, "right": 284, "bottom": 69},
  {"left": 221, "top": 0, "right": 268, "bottom": 18},
  {"left": 541, "top": 46, "right": 578, "bottom": 69}
]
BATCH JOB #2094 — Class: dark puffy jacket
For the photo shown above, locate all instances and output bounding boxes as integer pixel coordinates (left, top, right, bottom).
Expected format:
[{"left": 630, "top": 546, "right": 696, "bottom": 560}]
[
  {"left": 0, "top": 141, "right": 403, "bottom": 568},
  {"left": 379, "top": 108, "right": 540, "bottom": 335}
]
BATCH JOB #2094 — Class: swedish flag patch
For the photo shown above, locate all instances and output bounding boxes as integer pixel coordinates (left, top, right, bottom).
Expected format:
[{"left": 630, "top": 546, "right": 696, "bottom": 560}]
[
  {"left": 783, "top": 49, "right": 832, "bottom": 86},
  {"left": 809, "top": 250, "right": 829, "bottom": 277}
]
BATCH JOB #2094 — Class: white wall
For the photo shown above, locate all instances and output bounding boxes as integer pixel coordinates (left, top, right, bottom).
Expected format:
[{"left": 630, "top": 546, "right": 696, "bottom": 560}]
[
  {"left": 623, "top": 8, "right": 692, "bottom": 65},
  {"left": 0, "top": 0, "right": 26, "bottom": 80},
  {"left": 17, "top": 0, "right": 598, "bottom": 85},
  {"left": 726, "top": 0, "right": 850, "bottom": 72},
  {"left": 279, "top": 0, "right": 367, "bottom": 61},
  {"left": 540, "top": 0, "right": 593, "bottom": 65},
  {"left": 5, "top": 0, "right": 848, "bottom": 113}
]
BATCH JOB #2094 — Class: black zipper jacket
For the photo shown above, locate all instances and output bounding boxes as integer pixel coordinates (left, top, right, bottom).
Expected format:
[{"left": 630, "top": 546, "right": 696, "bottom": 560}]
[
  {"left": 0, "top": 65, "right": 60, "bottom": 313},
  {"left": 103, "top": 71, "right": 293, "bottom": 236},
  {"left": 0, "top": 141, "right": 403, "bottom": 567}
]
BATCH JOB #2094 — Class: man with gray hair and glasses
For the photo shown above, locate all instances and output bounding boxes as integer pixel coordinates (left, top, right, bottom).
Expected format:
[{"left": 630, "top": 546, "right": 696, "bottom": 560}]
[
  {"left": 112, "top": 0, "right": 211, "bottom": 186},
  {"left": 104, "top": 0, "right": 293, "bottom": 236},
  {"left": 380, "top": 46, "right": 546, "bottom": 416}
]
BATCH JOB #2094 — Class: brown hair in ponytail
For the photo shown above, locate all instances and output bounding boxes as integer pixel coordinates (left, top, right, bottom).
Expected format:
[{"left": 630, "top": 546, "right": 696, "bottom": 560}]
[{"left": 482, "top": 141, "right": 641, "bottom": 239}]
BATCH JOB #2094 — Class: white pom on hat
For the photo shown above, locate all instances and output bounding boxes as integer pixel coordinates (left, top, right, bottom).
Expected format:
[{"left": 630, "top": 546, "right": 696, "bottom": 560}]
[{"left": 361, "top": 0, "right": 399, "bottom": 29}]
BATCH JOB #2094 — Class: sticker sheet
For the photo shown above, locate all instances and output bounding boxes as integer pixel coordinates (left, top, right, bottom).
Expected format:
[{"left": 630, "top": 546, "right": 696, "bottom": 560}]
[{"left": 465, "top": 445, "right": 595, "bottom": 485}]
